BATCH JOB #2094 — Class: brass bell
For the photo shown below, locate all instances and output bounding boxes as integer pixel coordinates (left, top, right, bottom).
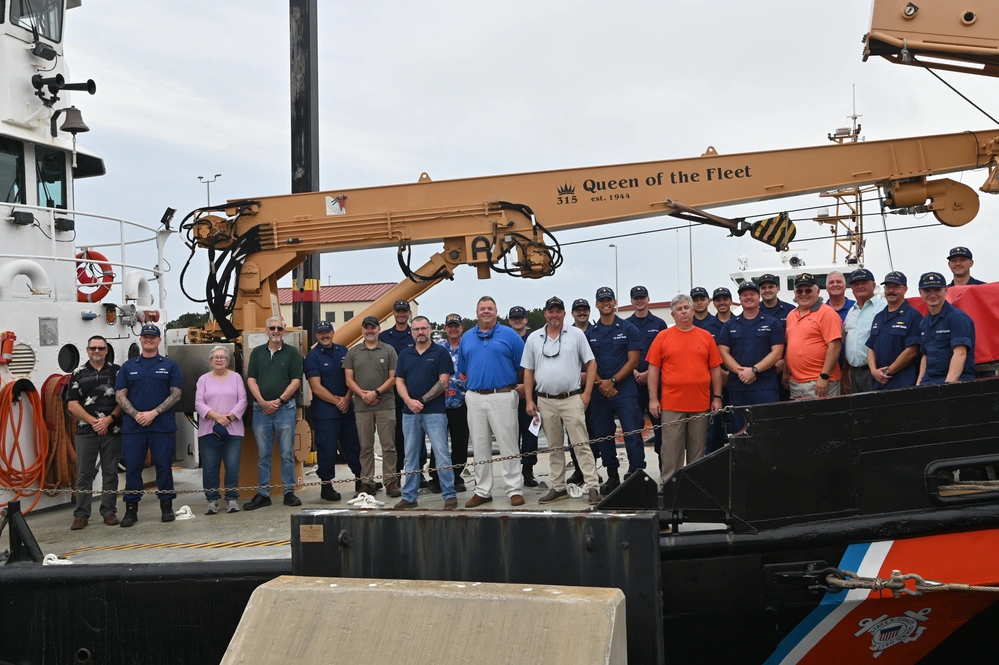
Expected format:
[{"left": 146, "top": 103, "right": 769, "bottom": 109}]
[{"left": 59, "top": 106, "right": 89, "bottom": 135}]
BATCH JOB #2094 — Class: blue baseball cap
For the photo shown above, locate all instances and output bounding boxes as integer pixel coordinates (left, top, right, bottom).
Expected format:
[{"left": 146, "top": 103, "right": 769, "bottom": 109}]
[
  {"left": 690, "top": 287, "right": 709, "bottom": 299},
  {"left": 393, "top": 300, "right": 411, "bottom": 311},
  {"left": 756, "top": 273, "right": 780, "bottom": 287},
  {"left": 948, "top": 246, "right": 973, "bottom": 260},
  {"left": 737, "top": 281, "right": 760, "bottom": 293},
  {"left": 882, "top": 271, "right": 907, "bottom": 286},
  {"left": 794, "top": 273, "right": 817, "bottom": 287},
  {"left": 212, "top": 422, "right": 231, "bottom": 442},
  {"left": 712, "top": 287, "right": 732, "bottom": 299},
  {"left": 140, "top": 323, "right": 161, "bottom": 337},
  {"left": 572, "top": 298, "right": 590, "bottom": 310},
  {"left": 595, "top": 287, "right": 615, "bottom": 301},
  {"left": 849, "top": 268, "right": 876, "bottom": 284},
  {"left": 919, "top": 272, "right": 947, "bottom": 289},
  {"left": 315, "top": 321, "right": 334, "bottom": 333},
  {"left": 508, "top": 305, "right": 528, "bottom": 318},
  {"left": 630, "top": 285, "right": 649, "bottom": 298}
]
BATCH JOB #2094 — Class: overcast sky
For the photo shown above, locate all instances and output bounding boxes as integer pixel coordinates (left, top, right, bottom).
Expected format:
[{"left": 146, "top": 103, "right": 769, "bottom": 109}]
[{"left": 65, "top": 1, "right": 999, "bottom": 324}]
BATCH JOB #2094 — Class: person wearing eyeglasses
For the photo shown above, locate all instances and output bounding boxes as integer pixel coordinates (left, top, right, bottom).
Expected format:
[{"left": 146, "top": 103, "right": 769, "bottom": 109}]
[
  {"left": 244, "top": 316, "right": 304, "bottom": 510},
  {"left": 783, "top": 274, "right": 843, "bottom": 399},
  {"left": 458, "top": 296, "right": 527, "bottom": 508},
  {"left": 66, "top": 335, "right": 123, "bottom": 530},
  {"left": 379, "top": 300, "right": 426, "bottom": 488},
  {"left": 194, "top": 345, "right": 247, "bottom": 515},
  {"left": 114, "top": 324, "right": 184, "bottom": 527},
  {"left": 522, "top": 297, "right": 601, "bottom": 505}
]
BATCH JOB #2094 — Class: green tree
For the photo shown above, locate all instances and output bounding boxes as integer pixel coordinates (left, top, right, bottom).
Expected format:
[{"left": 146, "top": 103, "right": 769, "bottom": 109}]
[{"left": 165, "top": 311, "right": 209, "bottom": 330}]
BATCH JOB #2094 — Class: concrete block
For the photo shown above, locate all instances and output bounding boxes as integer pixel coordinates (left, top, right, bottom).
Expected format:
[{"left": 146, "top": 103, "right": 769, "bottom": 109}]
[{"left": 222, "top": 575, "right": 627, "bottom": 665}]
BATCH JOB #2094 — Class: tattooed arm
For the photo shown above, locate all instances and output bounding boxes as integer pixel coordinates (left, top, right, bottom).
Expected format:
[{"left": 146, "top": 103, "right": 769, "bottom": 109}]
[
  {"left": 155, "top": 386, "right": 183, "bottom": 414},
  {"left": 420, "top": 376, "right": 449, "bottom": 404},
  {"left": 115, "top": 388, "right": 139, "bottom": 418}
]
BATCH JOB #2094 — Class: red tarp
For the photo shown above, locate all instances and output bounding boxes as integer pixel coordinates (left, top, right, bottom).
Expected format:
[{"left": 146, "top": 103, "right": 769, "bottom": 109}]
[{"left": 908, "top": 282, "right": 999, "bottom": 364}]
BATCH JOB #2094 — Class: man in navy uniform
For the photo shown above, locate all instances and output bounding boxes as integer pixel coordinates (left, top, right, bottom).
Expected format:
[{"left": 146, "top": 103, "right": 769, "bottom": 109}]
[
  {"left": 716, "top": 282, "right": 785, "bottom": 435},
  {"left": 588, "top": 287, "right": 645, "bottom": 495},
  {"left": 379, "top": 300, "right": 423, "bottom": 485},
  {"left": 758, "top": 273, "right": 795, "bottom": 400},
  {"left": 508, "top": 305, "right": 539, "bottom": 487},
  {"left": 690, "top": 287, "right": 717, "bottom": 331},
  {"left": 866, "top": 272, "right": 923, "bottom": 390},
  {"left": 916, "top": 272, "right": 976, "bottom": 385},
  {"left": 304, "top": 320, "right": 362, "bottom": 501},
  {"left": 705, "top": 287, "right": 735, "bottom": 452},
  {"left": 946, "top": 246, "right": 986, "bottom": 286},
  {"left": 114, "top": 324, "right": 183, "bottom": 527},
  {"left": 625, "top": 285, "right": 668, "bottom": 460}
]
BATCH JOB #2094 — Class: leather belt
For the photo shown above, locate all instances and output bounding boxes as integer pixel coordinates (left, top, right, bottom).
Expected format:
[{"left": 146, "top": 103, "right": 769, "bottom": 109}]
[
  {"left": 472, "top": 386, "right": 515, "bottom": 395},
  {"left": 537, "top": 389, "right": 582, "bottom": 400}
]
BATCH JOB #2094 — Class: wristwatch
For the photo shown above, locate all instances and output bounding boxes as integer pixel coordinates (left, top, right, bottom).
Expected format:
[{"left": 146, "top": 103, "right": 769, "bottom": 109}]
[
  {"left": 279, "top": 397, "right": 288, "bottom": 405},
  {"left": 751, "top": 366, "right": 759, "bottom": 374},
  {"left": 374, "top": 389, "right": 381, "bottom": 397},
  {"left": 712, "top": 394, "right": 723, "bottom": 400},
  {"left": 884, "top": 368, "right": 893, "bottom": 377},
  {"left": 819, "top": 373, "right": 830, "bottom": 381},
  {"left": 610, "top": 377, "right": 617, "bottom": 385}
]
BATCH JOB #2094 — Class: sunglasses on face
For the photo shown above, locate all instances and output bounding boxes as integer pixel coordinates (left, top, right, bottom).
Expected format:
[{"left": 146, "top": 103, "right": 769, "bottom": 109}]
[
  {"left": 268, "top": 326, "right": 285, "bottom": 331},
  {"left": 87, "top": 346, "right": 107, "bottom": 351}
]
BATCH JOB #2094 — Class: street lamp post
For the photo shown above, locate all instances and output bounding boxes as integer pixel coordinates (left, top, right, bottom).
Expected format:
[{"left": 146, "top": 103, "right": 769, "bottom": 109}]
[
  {"left": 609, "top": 243, "right": 619, "bottom": 305},
  {"left": 197, "top": 173, "right": 222, "bottom": 206}
]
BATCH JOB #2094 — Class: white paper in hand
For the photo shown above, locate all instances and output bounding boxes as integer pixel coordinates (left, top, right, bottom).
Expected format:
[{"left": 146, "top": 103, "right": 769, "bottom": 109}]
[{"left": 528, "top": 413, "right": 542, "bottom": 436}]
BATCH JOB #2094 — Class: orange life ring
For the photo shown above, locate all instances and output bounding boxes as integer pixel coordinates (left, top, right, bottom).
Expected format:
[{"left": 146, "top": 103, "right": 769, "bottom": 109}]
[{"left": 76, "top": 250, "right": 114, "bottom": 303}]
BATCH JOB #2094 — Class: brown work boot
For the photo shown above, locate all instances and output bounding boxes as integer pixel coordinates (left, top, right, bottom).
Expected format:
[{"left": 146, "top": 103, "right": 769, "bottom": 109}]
[
  {"left": 443, "top": 497, "right": 458, "bottom": 510},
  {"left": 70, "top": 515, "right": 88, "bottom": 530},
  {"left": 103, "top": 513, "right": 120, "bottom": 526},
  {"left": 510, "top": 494, "right": 525, "bottom": 507},
  {"left": 465, "top": 493, "right": 493, "bottom": 508},
  {"left": 385, "top": 481, "right": 402, "bottom": 498},
  {"left": 393, "top": 498, "right": 418, "bottom": 510},
  {"left": 355, "top": 483, "right": 377, "bottom": 498}
]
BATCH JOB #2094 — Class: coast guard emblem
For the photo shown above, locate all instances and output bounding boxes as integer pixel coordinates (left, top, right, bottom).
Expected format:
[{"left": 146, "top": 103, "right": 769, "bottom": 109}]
[{"left": 854, "top": 608, "right": 930, "bottom": 658}]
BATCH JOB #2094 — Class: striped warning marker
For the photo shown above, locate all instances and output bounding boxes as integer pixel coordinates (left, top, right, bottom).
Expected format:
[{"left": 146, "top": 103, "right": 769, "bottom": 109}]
[
  {"left": 750, "top": 211, "right": 796, "bottom": 250},
  {"left": 59, "top": 540, "right": 290, "bottom": 558}
]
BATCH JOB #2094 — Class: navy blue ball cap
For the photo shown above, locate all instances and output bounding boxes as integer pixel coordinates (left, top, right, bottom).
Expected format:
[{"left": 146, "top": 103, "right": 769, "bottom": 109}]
[
  {"left": 756, "top": 273, "right": 780, "bottom": 287},
  {"left": 690, "top": 287, "right": 709, "bottom": 299},
  {"left": 849, "top": 268, "right": 875, "bottom": 284},
  {"left": 361, "top": 315, "right": 380, "bottom": 327},
  {"left": 508, "top": 305, "right": 528, "bottom": 318},
  {"left": 572, "top": 298, "right": 590, "bottom": 310},
  {"left": 948, "top": 246, "right": 973, "bottom": 260},
  {"left": 630, "top": 285, "right": 649, "bottom": 298},
  {"left": 712, "top": 287, "right": 732, "bottom": 299},
  {"left": 595, "top": 287, "right": 615, "bottom": 301},
  {"left": 212, "top": 422, "right": 230, "bottom": 442},
  {"left": 794, "top": 273, "right": 817, "bottom": 287},
  {"left": 919, "top": 272, "right": 947, "bottom": 289},
  {"left": 140, "top": 323, "right": 161, "bottom": 337},
  {"left": 737, "top": 281, "right": 760, "bottom": 293},
  {"left": 544, "top": 296, "right": 565, "bottom": 311},
  {"left": 315, "top": 320, "right": 334, "bottom": 333},
  {"left": 445, "top": 313, "right": 462, "bottom": 325},
  {"left": 882, "top": 271, "right": 907, "bottom": 286},
  {"left": 393, "top": 300, "right": 411, "bottom": 311}
]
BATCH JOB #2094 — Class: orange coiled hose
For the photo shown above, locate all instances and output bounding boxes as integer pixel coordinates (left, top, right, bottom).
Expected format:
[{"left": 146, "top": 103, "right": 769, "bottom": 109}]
[
  {"left": 0, "top": 379, "right": 50, "bottom": 513},
  {"left": 42, "top": 374, "right": 76, "bottom": 494}
]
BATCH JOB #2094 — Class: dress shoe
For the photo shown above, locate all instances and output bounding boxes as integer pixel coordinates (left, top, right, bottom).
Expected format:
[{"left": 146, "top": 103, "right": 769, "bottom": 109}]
[
  {"left": 393, "top": 498, "right": 418, "bottom": 510},
  {"left": 443, "top": 497, "right": 458, "bottom": 510},
  {"left": 160, "top": 499, "right": 176, "bottom": 523},
  {"left": 428, "top": 478, "right": 442, "bottom": 494},
  {"left": 243, "top": 494, "right": 272, "bottom": 511},
  {"left": 522, "top": 466, "right": 539, "bottom": 487},
  {"left": 588, "top": 489, "right": 601, "bottom": 505},
  {"left": 465, "top": 493, "right": 493, "bottom": 508},
  {"left": 538, "top": 489, "right": 569, "bottom": 504},
  {"left": 599, "top": 468, "right": 621, "bottom": 496},
  {"left": 454, "top": 479, "right": 467, "bottom": 493},
  {"left": 320, "top": 484, "right": 341, "bottom": 502},
  {"left": 510, "top": 494, "right": 525, "bottom": 506},
  {"left": 103, "top": 513, "right": 119, "bottom": 526},
  {"left": 70, "top": 515, "right": 88, "bottom": 530},
  {"left": 283, "top": 493, "right": 302, "bottom": 506},
  {"left": 120, "top": 503, "right": 138, "bottom": 527},
  {"left": 566, "top": 469, "right": 585, "bottom": 486},
  {"left": 385, "top": 481, "right": 402, "bottom": 498}
]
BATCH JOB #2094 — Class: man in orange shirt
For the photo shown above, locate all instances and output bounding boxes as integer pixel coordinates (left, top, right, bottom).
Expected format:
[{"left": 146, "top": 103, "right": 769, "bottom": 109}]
[
  {"left": 783, "top": 273, "right": 843, "bottom": 399},
  {"left": 647, "top": 294, "right": 723, "bottom": 483}
]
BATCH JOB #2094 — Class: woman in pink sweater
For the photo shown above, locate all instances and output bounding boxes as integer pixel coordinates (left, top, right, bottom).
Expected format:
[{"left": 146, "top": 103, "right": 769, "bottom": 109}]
[{"left": 195, "top": 346, "right": 247, "bottom": 514}]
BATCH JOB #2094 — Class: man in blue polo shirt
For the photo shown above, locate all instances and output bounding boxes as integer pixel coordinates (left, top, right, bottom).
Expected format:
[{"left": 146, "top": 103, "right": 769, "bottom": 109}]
[
  {"left": 916, "top": 272, "right": 976, "bottom": 385},
  {"left": 114, "top": 324, "right": 183, "bottom": 527},
  {"left": 947, "top": 246, "right": 986, "bottom": 286},
  {"left": 588, "top": 286, "right": 645, "bottom": 495},
  {"left": 304, "top": 321, "right": 361, "bottom": 502},
  {"left": 380, "top": 300, "right": 425, "bottom": 486},
  {"left": 866, "top": 272, "right": 923, "bottom": 390},
  {"left": 459, "top": 296, "right": 527, "bottom": 508},
  {"left": 393, "top": 316, "right": 457, "bottom": 510},
  {"left": 716, "top": 282, "right": 785, "bottom": 435},
  {"left": 625, "top": 285, "right": 668, "bottom": 460}
]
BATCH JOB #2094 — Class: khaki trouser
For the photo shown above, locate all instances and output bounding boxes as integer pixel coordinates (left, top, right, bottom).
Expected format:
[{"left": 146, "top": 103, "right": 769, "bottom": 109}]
[
  {"left": 660, "top": 410, "right": 708, "bottom": 483},
  {"left": 789, "top": 379, "right": 842, "bottom": 400},
  {"left": 466, "top": 390, "right": 522, "bottom": 498},
  {"left": 538, "top": 395, "right": 599, "bottom": 491},
  {"left": 355, "top": 409, "right": 397, "bottom": 484}
]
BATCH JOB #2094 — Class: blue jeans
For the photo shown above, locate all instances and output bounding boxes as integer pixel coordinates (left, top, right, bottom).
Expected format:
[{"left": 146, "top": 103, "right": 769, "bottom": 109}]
[
  {"left": 251, "top": 400, "right": 297, "bottom": 496},
  {"left": 200, "top": 435, "right": 242, "bottom": 501},
  {"left": 402, "top": 412, "right": 454, "bottom": 502}
]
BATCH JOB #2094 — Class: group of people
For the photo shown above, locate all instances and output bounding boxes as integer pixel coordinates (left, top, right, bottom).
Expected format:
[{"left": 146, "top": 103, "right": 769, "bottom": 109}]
[{"left": 65, "top": 246, "right": 986, "bottom": 526}]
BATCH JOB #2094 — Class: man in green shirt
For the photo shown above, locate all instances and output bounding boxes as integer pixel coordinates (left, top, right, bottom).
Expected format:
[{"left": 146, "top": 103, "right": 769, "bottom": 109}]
[{"left": 244, "top": 316, "right": 303, "bottom": 510}]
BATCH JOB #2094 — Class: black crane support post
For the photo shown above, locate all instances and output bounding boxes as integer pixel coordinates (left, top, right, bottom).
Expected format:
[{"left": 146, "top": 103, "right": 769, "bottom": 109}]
[{"left": 289, "top": 0, "right": 320, "bottom": 343}]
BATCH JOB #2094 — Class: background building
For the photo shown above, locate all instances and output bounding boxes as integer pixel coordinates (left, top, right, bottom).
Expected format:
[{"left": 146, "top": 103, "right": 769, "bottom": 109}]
[{"left": 278, "top": 283, "right": 418, "bottom": 330}]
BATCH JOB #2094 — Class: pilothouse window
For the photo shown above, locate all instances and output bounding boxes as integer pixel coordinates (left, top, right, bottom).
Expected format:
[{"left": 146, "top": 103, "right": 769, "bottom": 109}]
[
  {"left": 11, "top": 0, "right": 63, "bottom": 42},
  {"left": 0, "top": 138, "right": 25, "bottom": 204},
  {"left": 35, "top": 145, "right": 66, "bottom": 209}
]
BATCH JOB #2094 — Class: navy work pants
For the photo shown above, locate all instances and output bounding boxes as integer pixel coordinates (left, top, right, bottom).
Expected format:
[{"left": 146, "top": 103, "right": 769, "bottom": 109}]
[
  {"left": 122, "top": 431, "right": 176, "bottom": 503},
  {"left": 517, "top": 393, "right": 538, "bottom": 467},
  {"left": 590, "top": 395, "right": 646, "bottom": 471},
  {"left": 727, "top": 389, "right": 781, "bottom": 434},
  {"left": 313, "top": 413, "right": 362, "bottom": 481}
]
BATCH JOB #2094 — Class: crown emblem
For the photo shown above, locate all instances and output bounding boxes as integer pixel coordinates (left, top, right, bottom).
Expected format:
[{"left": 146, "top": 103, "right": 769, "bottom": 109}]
[{"left": 557, "top": 183, "right": 575, "bottom": 195}]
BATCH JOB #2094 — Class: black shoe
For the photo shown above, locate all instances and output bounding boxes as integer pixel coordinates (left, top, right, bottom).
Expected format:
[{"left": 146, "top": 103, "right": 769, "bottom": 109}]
[
  {"left": 428, "top": 478, "right": 442, "bottom": 494},
  {"left": 624, "top": 469, "right": 642, "bottom": 481},
  {"left": 120, "top": 503, "right": 138, "bottom": 528},
  {"left": 599, "top": 468, "right": 621, "bottom": 496},
  {"left": 320, "top": 483, "right": 341, "bottom": 502},
  {"left": 243, "top": 494, "right": 272, "bottom": 511},
  {"left": 523, "top": 466, "right": 539, "bottom": 488},
  {"left": 283, "top": 493, "right": 302, "bottom": 506},
  {"left": 160, "top": 499, "right": 175, "bottom": 523},
  {"left": 355, "top": 478, "right": 362, "bottom": 492},
  {"left": 566, "top": 468, "right": 585, "bottom": 486},
  {"left": 454, "top": 479, "right": 467, "bottom": 493},
  {"left": 419, "top": 475, "right": 430, "bottom": 489}
]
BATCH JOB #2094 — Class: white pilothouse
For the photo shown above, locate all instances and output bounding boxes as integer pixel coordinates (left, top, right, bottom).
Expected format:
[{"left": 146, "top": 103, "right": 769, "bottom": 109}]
[{"left": 0, "top": 1, "right": 173, "bottom": 513}]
